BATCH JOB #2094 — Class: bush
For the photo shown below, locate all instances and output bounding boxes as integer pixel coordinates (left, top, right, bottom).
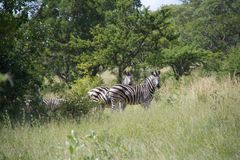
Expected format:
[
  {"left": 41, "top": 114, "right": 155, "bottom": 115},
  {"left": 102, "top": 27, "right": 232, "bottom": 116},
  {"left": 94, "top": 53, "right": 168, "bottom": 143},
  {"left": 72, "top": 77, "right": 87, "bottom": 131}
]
[
  {"left": 223, "top": 45, "right": 240, "bottom": 77},
  {"left": 59, "top": 76, "right": 103, "bottom": 118}
]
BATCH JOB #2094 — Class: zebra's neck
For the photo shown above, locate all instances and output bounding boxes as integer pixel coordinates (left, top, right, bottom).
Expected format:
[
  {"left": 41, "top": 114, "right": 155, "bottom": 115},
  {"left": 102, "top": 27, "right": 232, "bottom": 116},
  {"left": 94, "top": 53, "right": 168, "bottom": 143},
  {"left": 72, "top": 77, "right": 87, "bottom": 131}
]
[
  {"left": 144, "top": 76, "right": 156, "bottom": 94},
  {"left": 134, "top": 77, "right": 156, "bottom": 101}
]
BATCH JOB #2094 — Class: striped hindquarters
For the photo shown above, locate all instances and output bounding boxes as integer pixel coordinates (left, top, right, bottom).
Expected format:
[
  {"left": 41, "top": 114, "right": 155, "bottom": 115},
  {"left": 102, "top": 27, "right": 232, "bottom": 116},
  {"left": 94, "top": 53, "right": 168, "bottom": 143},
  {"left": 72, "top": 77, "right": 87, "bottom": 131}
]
[
  {"left": 43, "top": 97, "right": 65, "bottom": 110},
  {"left": 88, "top": 87, "right": 111, "bottom": 105},
  {"left": 87, "top": 71, "right": 134, "bottom": 108}
]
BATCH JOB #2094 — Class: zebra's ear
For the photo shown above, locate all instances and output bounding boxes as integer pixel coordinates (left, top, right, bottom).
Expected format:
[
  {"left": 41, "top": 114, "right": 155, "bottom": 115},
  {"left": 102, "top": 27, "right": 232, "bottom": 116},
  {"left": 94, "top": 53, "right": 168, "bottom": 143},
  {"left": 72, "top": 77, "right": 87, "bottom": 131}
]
[
  {"left": 158, "top": 71, "right": 161, "bottom": 75},
  {"left": 123, "top": 70, "right": 127, "bottom": 75},
  {"left": 151, "top": 71, "right": 154, "bottom": 75}
]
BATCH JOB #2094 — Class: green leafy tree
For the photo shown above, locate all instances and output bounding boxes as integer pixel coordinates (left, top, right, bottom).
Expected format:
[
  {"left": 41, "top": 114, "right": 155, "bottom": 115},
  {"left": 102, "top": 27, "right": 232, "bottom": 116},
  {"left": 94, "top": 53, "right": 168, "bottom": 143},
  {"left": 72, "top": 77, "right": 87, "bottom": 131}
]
[
  {"left": 35, "top": 0, "right": 76, "bottom": 82},
  {"left": 0, "top": 0, "right": 47, "bottom": 117},
  {"left": 163, "top": 45, "right": 210, "bottom": 80},
  {"left": 86, "top": 0, "right": 176, "bottom": 82},
  {"left": 172, "top": 0, "right": 240, "bottom": 53},
  {"left": 166, "top": 0, "right": 240, "bottom": 75},
  {"left": 37, "top": 0, "right": 115, "bottom": 82}
]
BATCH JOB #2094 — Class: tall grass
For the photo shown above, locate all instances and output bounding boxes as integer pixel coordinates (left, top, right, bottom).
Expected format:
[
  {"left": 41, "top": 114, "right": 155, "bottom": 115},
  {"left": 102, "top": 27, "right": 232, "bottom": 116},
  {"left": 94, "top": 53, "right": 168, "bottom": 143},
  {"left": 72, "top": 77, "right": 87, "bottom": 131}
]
[{"left": 0, "top": 76, "right": 239, "bottom": 160}]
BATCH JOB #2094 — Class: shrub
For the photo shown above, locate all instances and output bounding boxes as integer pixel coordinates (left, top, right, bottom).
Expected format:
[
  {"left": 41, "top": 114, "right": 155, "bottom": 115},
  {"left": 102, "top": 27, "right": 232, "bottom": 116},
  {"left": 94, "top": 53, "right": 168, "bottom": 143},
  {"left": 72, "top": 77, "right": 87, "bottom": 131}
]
[
  {"left": 223, "top": 44, "right": 240, "bottom": 77},
  {"left": 59, "top": 76, "right": 103, "bottom": 118}
]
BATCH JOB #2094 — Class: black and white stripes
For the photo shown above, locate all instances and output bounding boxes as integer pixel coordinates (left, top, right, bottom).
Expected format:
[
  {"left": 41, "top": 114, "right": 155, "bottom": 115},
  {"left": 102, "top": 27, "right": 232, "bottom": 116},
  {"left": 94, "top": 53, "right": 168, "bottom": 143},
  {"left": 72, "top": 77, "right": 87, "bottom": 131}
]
[
  {"left": 87, "top": 72, "right": 134, "bottom": 108},
  {"left": 87, "top": 87, "right": 111, "bottom": 105},
  {"left": 42, "top": 97, "right": 65, "bottom": 110},
  {"left": 108, "top": 71, "right": 160, "bottom": 111}
]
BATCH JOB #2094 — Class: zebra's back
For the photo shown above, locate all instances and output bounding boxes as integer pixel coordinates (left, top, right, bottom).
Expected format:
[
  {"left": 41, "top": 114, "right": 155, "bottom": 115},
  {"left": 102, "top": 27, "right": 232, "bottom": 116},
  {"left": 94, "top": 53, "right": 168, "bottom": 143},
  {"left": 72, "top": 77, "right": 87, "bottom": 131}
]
[
  {"left": 87, "top": 71, "right": 134, "bottom": 109},
  {"left": 109, "top": 84, "right": 144, "bottom": 105},
  {"left": 42, "top": 97, "right": 65, "bottom": 110}
]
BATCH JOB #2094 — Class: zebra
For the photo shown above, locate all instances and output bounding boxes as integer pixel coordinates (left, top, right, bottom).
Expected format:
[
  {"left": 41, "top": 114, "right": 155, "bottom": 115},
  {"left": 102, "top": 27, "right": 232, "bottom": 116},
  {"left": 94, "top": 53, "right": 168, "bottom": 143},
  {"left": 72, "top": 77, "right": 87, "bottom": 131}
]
[
  {"left": 42, "top": 97, "right": 65, "bottom": 111},
  {"left": 87, "top": 71, "right": 134, "bottom": 110},
  {"left": 122, "top": 71, "right": 133, "bottom": 85},
  {"left": 108, "top": 71, "right": 161, "bottom": 111}
]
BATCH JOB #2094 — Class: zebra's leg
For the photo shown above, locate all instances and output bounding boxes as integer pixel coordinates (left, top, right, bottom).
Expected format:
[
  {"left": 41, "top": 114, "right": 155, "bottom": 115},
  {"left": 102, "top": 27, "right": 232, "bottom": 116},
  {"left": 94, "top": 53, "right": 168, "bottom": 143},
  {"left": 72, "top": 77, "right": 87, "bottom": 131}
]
[
  {"left": 143, "top": 101, "right": 151, "bottom": 110},
  {"left": 119, "top": 101, "right": 126, "bottom": 112},
  {"left": 118, "top": 101, "right": 122, "bottom": 111},
  {"left": 99, "top": 104, "right": 105, "bottom": 112},
  {"left": 100, "top": 104, "right": 103, "bottom": 112},
  {"left": 94, "top": 104, "right": 101, "bottom": 112},
  {"left": 97, "top": 104, "right": 102, "bottom": 111},
  {"left": 111, "top": 98, "right": 118, "bottom": 112}
]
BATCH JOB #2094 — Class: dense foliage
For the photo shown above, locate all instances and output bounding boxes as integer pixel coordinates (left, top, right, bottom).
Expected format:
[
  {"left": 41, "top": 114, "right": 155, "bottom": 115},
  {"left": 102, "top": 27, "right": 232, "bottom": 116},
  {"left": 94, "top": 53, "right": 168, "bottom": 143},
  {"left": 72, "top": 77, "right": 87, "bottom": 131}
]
[{"left": 0, "top": 0, "right": 239, "bottom": 119}]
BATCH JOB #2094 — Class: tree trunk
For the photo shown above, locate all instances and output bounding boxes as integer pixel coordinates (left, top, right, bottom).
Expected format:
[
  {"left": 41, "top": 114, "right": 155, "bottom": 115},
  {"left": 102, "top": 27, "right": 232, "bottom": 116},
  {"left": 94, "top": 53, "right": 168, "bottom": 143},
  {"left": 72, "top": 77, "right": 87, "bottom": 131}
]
[
  {"left": 171, "top": 64, "right": 180, "bottom": 81},
  {"left": 90, "top": 65, "right": 100, "bottom": 76},
  {"left": 117, "top": 66, "right": 123, "bottom": 83}
]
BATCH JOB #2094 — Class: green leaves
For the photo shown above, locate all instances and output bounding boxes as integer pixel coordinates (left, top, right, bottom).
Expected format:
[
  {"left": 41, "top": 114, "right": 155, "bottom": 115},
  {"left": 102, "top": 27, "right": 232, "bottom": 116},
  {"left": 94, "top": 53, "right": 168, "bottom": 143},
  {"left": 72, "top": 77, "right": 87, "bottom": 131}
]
[
  {"left": 223, "top": 44, "right": 240, "bottom": 76},
  {"left": 0, "top": 0, "right": 46, "bottom": 115},
  {"left": 90, "top": 2, "right": 176, "bottom": 82},
  {"left": 65, "top": 130, "right": 131, "bottom": 160},
  {"left": 163, "top": 45, "right": 210, "bottom": 80},
  {"left": 166, "top": 0, "right": 240, "bottom": 77},
  {"left": 171, "top": 0, "right": 240, "bottom": 53}
]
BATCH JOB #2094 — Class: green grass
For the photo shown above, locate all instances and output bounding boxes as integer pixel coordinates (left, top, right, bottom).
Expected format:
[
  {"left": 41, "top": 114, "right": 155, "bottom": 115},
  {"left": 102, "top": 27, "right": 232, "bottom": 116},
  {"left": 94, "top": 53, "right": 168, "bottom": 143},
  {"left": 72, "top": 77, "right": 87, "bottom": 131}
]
[{"left": 0, "top": 76, "right": 240, "bottom": 160}]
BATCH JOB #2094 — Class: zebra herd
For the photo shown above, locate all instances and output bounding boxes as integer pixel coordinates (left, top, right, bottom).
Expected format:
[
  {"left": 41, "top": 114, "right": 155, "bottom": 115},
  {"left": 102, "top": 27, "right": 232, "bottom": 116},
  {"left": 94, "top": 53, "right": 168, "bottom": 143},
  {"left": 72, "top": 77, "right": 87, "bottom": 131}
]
[
  {"left": 37, "top": 71, "right": 134, "bottom": 111},
  {"left": 33, "top": 70, "right": 160, "bottom": 112},
  {"left": 88, "top": 71, "right": 161, "bottom": 111}
]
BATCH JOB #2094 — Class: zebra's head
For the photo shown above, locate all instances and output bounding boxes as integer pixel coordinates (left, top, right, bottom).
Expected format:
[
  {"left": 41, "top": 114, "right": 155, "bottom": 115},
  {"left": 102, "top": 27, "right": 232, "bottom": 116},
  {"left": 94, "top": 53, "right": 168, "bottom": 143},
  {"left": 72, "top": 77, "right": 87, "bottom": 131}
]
[
  {"left": 150, "top": 71, "right": 161, "bottom": 89},
  {"left": 122, "top": 71, "right": 133, "bottom": 85}
]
